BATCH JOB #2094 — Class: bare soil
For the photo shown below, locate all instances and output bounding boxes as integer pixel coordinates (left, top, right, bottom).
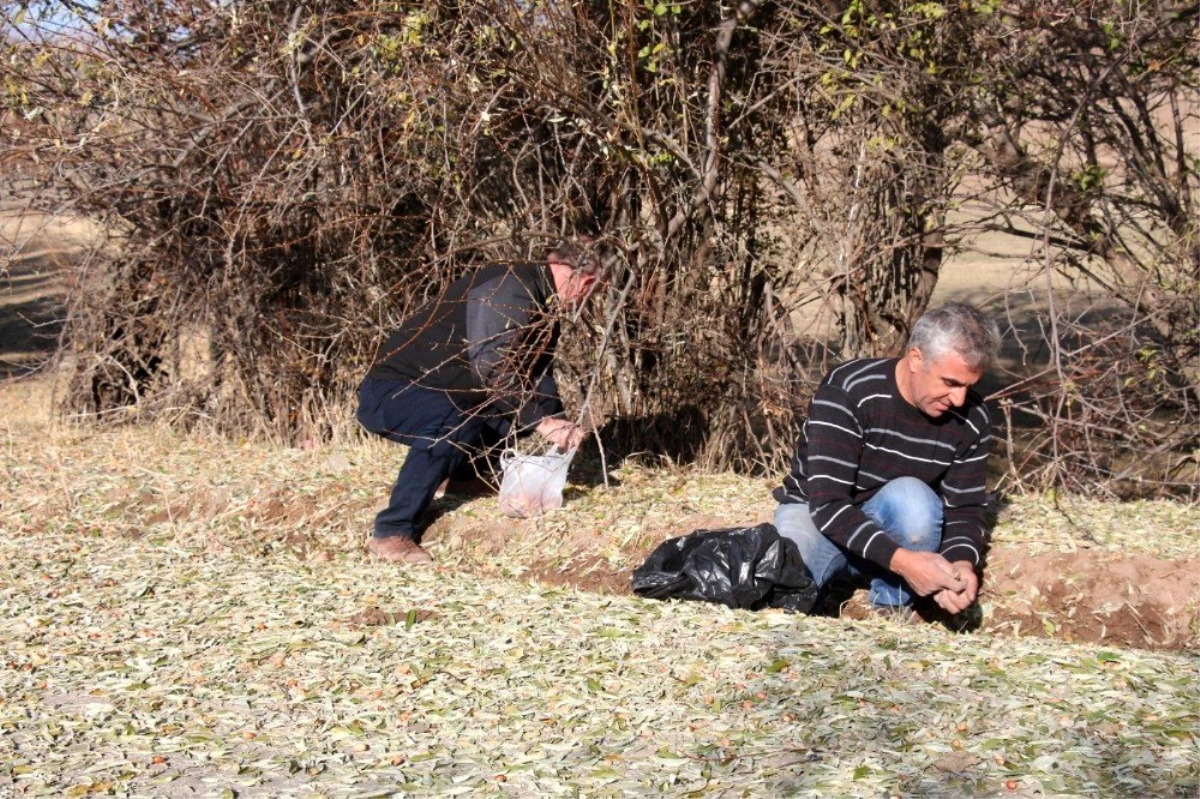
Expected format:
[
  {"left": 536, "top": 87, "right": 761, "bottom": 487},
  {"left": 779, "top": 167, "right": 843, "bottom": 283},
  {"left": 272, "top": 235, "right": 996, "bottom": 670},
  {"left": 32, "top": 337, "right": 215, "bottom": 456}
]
[
  {"left": 979, "top": 549, "right": 1198, "bottom": 649},
  {"left": 416, "top": 508, "right": 1199, "bottom": 652},
  {"left": 547, "top": 542, "right": 1200, "bottom": 647}
]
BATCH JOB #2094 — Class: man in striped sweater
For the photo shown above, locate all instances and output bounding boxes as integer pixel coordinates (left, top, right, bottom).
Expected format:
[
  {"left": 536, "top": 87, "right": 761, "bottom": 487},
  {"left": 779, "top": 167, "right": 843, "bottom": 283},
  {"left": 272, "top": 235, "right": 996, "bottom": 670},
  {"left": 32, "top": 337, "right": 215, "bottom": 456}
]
[{"left": 773, "top": 303, "right": 1000, "bottom": 619}]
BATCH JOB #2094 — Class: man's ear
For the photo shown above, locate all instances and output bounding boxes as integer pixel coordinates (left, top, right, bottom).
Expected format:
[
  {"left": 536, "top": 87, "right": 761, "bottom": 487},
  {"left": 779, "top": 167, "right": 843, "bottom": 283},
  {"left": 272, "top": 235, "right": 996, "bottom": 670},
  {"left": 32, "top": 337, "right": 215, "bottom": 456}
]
[{"left": 906, "top": 347, "right": 925, "bottom": 372}]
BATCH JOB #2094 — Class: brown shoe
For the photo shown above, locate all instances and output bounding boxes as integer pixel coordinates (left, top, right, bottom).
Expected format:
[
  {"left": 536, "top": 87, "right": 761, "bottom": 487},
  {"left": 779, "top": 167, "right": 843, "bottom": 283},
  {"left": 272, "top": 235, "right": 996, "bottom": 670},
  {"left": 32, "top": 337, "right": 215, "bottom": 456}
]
[{"left": 367, "top": 536, "right": 433, "bottom": 565}]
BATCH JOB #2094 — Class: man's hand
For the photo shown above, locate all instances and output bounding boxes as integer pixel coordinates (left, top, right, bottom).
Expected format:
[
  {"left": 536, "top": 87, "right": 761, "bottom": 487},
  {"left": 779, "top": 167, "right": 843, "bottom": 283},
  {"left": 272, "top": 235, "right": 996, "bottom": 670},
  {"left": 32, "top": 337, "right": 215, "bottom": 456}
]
[
  {"left": 932, "top": 560, "right": 979, "bottom": 615},
  {"left": 536, "top": 418, "right": 586, "bottom": 451},
  {"left": 888, "top": 549, "right": 967, "bottom": 598}
]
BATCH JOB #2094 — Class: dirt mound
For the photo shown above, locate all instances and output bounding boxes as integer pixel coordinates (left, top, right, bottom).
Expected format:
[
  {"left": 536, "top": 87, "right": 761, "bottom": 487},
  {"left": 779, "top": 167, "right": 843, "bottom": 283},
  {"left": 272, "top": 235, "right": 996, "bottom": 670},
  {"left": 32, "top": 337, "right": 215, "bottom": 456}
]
[{"left": 980, "top": 548, "right": 1198, "bottom": 650}]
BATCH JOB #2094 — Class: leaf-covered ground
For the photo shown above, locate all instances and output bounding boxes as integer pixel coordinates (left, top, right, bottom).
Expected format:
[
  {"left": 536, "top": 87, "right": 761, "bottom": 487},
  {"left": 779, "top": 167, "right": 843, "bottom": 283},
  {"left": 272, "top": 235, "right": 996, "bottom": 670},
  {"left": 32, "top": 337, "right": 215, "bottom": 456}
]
[
  {"left": 1, "top": 402, "right": 1198, "bottom": 797},
  {"left": 2, "top": 522, "right": 1198, "bottom": 798}
]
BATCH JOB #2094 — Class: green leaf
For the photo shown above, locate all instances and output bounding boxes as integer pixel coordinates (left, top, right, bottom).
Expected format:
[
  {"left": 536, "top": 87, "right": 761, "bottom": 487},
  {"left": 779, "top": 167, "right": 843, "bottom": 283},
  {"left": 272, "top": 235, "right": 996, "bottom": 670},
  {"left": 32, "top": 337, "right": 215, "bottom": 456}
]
[
  {"left": 765, "top": 658, "right": 790, "bottom": 673},
  {"left": 405, "top": 609, "right": 417, "bottom": 629},
  {"left": 853, "top": 765, "right": 870, "bottom": 780}
]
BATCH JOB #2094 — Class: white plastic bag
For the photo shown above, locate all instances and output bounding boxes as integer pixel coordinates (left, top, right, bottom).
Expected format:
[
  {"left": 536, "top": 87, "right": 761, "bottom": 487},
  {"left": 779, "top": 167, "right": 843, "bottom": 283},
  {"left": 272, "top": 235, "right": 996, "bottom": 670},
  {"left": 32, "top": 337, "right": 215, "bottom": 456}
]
[{"left": 497, "top": 446, "right": 577, "bottom": 518}]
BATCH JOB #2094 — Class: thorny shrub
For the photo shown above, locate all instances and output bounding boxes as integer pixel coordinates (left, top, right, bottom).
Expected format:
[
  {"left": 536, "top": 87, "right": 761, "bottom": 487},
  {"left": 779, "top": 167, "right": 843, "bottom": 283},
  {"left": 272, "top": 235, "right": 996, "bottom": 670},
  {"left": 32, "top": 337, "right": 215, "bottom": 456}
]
[{"left": 2, "top": 0, "right": 1196, "bottom": 499}]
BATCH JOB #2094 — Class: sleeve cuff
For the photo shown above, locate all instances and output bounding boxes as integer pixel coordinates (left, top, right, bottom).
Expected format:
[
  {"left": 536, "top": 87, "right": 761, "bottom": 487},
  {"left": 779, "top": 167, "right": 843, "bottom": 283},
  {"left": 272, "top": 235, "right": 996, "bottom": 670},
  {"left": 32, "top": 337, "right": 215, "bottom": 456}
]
[
  {"left": 863, "top": 533, "right": 901, "bottom": 572},
  {"left": 939, "top": 538, "right": 983, "bottom": 566}
]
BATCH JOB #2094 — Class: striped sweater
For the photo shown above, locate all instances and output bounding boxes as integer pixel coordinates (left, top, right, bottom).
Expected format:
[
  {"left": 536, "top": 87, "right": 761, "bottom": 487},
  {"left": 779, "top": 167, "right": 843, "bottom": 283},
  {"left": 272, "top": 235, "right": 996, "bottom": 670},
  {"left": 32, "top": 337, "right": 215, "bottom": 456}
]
[{"left": 773, "top": 357, "right": 992, "bottom": 570}]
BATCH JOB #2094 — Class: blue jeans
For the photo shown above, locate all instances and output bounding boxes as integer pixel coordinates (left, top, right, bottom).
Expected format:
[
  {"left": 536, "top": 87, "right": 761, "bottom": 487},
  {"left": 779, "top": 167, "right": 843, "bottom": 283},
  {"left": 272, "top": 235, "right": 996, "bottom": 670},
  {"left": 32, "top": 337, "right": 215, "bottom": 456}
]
[
  {"left": 773, "top": 477, "right": 943, "bottom": 608},
  {"left": 357, "top": 379, "right": 522, "bottom": 540}
]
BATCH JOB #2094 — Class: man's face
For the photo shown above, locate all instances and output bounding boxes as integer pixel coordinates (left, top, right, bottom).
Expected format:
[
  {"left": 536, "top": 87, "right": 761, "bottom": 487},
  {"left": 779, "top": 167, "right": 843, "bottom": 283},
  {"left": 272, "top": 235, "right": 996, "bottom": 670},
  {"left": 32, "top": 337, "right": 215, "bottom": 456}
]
[
  {"left": 560, "top": 270, "right": 601, "bottom": 309},
  {"left": 904, "top": 347, "right": 984, "bottom": 418}
]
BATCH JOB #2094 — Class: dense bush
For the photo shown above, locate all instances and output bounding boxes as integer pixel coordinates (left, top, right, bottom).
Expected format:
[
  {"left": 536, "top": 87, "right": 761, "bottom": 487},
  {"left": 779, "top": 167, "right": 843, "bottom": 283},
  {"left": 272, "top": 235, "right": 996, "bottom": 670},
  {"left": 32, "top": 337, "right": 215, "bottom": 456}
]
[{"left": 3, "top": 0, "right": 1196, "bottom": 496}]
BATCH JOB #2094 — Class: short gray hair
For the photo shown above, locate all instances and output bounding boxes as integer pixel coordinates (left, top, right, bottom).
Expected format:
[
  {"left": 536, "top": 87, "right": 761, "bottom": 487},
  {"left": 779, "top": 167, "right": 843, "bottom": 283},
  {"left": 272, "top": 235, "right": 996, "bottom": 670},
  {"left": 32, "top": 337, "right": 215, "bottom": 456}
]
[{"left": 907, "top": 302, "right": 1001, "bottom": 371}]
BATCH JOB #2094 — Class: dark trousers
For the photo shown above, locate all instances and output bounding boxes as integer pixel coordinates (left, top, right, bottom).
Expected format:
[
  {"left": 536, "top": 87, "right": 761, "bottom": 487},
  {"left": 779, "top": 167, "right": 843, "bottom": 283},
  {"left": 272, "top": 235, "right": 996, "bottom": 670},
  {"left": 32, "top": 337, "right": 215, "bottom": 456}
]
[{"left": 357, "top": 378, "right": 517, "bottom": 540}]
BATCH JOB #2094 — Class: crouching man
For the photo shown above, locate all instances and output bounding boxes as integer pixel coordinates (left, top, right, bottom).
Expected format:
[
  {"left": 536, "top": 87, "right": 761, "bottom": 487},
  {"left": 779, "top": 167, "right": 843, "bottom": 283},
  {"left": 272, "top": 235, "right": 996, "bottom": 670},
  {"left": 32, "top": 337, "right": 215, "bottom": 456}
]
[
  {"left": 357, "top": 239, "right": 606, "bottom": 564},
  {"left": 774, "top": 303, "right": 1001, "bottom": 619}
]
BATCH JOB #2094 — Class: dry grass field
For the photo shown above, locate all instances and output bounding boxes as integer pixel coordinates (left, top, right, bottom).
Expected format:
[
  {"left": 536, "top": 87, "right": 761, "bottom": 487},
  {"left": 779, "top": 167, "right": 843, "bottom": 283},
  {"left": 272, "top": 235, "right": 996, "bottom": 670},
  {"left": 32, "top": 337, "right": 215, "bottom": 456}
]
[
  {"left": 1, "top": 209, "right": 1197, "bottom": 797},
  {"left": 1, "top": 206, "right": 1197, "bottom": 650}
]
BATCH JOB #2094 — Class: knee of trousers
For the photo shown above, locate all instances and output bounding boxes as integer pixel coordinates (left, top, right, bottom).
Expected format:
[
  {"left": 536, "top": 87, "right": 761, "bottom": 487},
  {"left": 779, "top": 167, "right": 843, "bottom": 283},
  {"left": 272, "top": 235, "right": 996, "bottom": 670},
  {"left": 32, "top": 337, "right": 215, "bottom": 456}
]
[
  {"left": 773, "top": 503, "right": 845, "bottom": 587},
  {"left": 773, "top": 503, "right": 824, "bottom": 544},
  {"left": 870, "top": 476, "right": 943, "bottom": 549}
]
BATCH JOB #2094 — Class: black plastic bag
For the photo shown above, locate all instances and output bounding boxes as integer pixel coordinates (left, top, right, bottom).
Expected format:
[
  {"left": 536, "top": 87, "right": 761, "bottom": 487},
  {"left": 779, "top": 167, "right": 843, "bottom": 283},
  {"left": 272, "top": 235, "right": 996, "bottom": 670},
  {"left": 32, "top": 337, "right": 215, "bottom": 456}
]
[{"left": 630, "top": 524, "right": 819, "bottom": 613}]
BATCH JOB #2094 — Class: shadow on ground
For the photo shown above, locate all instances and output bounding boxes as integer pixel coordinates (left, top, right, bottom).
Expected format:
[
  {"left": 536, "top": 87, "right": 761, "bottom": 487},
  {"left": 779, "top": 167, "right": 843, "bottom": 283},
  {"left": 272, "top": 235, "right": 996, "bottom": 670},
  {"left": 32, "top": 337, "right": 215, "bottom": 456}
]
[{"left": 0, "top": 214, "right": 71, "bottom": 377}]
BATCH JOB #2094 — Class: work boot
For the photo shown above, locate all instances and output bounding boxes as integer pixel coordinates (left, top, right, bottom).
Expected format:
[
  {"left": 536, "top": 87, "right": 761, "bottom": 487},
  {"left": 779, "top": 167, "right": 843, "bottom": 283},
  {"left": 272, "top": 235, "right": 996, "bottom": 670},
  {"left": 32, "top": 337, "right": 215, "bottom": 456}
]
[{"left": 367, "top": 536, "right": 433, "bottom": 565}]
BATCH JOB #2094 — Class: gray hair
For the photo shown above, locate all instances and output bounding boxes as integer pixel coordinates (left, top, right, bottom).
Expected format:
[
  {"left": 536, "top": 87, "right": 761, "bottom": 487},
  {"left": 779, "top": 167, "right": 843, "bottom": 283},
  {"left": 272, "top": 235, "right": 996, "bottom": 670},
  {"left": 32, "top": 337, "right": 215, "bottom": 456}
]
[{"left": 907, "top": 302, "right": 1001, "bottom": 371}]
